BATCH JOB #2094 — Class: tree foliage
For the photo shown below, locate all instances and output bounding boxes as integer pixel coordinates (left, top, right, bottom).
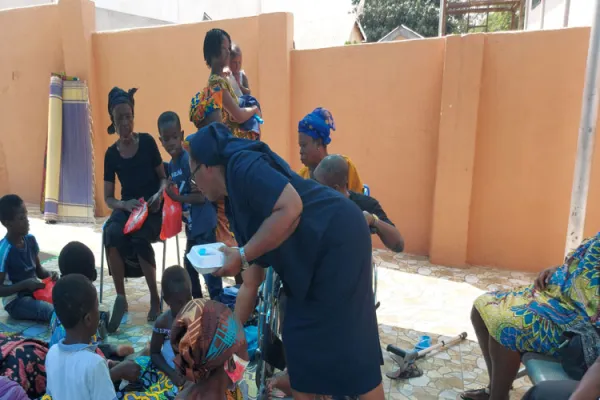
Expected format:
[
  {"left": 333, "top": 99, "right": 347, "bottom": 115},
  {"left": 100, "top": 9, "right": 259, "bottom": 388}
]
[{"left": 354, "top": 0, "right": 463, "bottom": 41}]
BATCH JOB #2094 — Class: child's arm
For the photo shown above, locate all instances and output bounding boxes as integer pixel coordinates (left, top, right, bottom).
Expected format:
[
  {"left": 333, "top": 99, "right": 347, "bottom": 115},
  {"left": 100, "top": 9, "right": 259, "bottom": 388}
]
[
  {"left": 240, "top": 72, "right": 251, "bottom": 95},
  {"left": 150, "top": 314, "right": 185, "bottom": 387},
  {"left": 88, "top": 357, "right": 117, "bottom": 399},
  {"left": 0, "top": 272, "right": 44, "bottom": 297},
  {"left": 165, "top": 180, "right": 207, "bottom": 205},
  {"left": 35, "top": 256, "right": 57, "bottom": 281}
]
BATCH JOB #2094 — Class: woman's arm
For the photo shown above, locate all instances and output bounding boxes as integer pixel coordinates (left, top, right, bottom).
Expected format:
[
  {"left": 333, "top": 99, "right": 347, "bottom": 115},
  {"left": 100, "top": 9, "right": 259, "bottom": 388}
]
[
  {"left": 243, "top": 183, "right": 302, "bottom": 261},
  {"left": 104, "top": 181, "right": 126, "bottom": 210},
  {"left": 222, "top": 89, "right": 259, "bottom": 123}
]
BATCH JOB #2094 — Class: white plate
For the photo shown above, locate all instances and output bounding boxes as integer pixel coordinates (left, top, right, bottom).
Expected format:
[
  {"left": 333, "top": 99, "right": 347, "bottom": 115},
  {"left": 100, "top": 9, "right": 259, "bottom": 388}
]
[{"left": 186, "top": 242, "right": 226, "bottom": 274}]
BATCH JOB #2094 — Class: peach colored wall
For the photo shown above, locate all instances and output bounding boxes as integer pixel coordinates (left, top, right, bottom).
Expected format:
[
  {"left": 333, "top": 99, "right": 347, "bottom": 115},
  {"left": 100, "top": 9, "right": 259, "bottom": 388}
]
[
  {"left": 467, "top": 29, "right": 589, "bottom": 271},
  {"left": 4, "top": 0, "right": 600, "bottom": 272},
  {"left": 0, "top": 4, "right": 64, "bottom": 202},
  {"left": 291, "top": 39, "right": 445, "bottom": 255}
]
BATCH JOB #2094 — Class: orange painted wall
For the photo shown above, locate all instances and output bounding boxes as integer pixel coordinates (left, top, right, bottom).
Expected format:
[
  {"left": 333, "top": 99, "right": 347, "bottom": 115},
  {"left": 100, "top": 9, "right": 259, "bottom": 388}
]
[
  {"left": 0, "top": 5, "right": 64, "bottom": 202},
  {"left": 93, "top": 16, "right": 259, "bottom": 161},
  {"left": 4, "top": 0, "right": 600, "bottom": 272},
  {"left": 291, "top": 39, "right": 446, "bottom": 255},
  {"left": 467, "top": 29, "right": 590, "bottom": 270}
]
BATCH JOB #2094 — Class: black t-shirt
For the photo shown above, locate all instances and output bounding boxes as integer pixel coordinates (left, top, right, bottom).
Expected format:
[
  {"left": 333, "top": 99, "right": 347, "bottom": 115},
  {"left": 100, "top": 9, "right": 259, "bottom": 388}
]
[
  {"left": 349, "top": 191, "right": 394, "bottom": 227},
  {"left": 104, "top": 133, "right": 162, "bottom": 201}
]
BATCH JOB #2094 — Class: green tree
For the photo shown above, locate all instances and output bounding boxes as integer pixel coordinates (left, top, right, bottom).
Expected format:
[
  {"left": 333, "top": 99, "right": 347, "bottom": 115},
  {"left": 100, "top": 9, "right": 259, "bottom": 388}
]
[
  {"left": 487, "top": 12, "right": 513, "bottom": 32},
  {"left": 354, "top": 0, "right": 464, "bottom": 41}
]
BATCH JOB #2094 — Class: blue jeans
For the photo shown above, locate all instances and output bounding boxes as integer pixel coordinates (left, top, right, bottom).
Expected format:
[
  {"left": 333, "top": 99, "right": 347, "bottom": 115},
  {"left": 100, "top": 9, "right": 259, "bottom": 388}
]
[
  {"left": 5, "top": 295, "right": 54, "bottom": 322},
  {"left": 185, "top": 237, "right": 223, "bottom": 300}
]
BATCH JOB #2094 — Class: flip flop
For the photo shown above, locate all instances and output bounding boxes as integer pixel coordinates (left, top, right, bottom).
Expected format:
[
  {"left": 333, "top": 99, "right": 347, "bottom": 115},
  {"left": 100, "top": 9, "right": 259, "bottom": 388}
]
[{"left": 108, "top": 294, "right": 127, "bottom": 333}]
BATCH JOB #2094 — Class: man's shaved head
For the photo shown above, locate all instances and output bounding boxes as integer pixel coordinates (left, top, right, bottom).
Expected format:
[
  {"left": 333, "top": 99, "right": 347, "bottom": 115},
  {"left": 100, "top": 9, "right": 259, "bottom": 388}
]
[{"left": 314, "top": 154, "right": 349, "bottom": 194}]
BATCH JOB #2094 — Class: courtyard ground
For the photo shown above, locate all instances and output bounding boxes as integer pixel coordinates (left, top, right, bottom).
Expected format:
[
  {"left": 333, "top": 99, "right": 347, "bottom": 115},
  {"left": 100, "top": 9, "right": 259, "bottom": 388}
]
[{"left": 0, "top": 207, "right": 534, "bottom": 399}]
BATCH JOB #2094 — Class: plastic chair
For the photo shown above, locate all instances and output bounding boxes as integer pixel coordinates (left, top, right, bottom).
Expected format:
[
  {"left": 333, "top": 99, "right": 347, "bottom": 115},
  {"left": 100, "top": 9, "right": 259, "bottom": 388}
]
[
  {"left": 99, "top": 222, "right": 180, "bottom": 308},
  {"left": 522, "top": 352, "right": 570, "bottom": 385}
]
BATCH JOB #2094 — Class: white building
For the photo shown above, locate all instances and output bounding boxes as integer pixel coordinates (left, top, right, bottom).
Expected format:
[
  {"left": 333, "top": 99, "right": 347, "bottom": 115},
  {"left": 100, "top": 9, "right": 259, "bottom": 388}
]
[
  {"left": 525, "top": 0, "right": 595, "bottom": 30},
  {"left": 0, "top": 0, "right": 364, "bottom": 48}
]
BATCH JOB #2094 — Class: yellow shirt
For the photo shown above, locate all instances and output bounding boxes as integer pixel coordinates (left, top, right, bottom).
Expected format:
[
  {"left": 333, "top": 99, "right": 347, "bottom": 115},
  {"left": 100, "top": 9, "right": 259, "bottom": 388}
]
[{"left": 298, "top": 155, "right": 364, "bottom": 193}]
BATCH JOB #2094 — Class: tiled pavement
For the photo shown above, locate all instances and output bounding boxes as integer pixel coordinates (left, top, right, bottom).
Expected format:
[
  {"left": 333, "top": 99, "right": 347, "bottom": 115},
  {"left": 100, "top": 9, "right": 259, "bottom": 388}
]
[{"left": 0, "top": 208, "right": 535, "bottom": 399}]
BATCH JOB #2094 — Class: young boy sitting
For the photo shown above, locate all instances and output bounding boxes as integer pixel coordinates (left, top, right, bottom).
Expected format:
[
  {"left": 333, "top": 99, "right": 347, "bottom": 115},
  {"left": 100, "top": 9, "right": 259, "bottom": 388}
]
[
  {"left": 0, "top": 194, "right": 56, "bottom": 322},
  {"left": 157, "top": 111, "right": 223, "bottom": 300},
  {"left": 45, "top": 274, "right": 116, "bottom": 399},
  {"left": 49, "top": 241, "right": 132, "bottom": 361}
]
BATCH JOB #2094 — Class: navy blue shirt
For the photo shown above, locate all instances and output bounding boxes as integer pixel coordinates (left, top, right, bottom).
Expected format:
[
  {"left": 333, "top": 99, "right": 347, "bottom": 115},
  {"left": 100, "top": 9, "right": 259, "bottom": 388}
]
[
  {"left": 225, "top": 151, "right": 355, "bottom": 300},
  {"left": 0, "top": 234, "right": 39, "bottom": 306},
  {"left": 168, "top": 150, "right": 217, "bottom": 241},
  {"left": 104, "top": 133, "right": 163, "bottom": 201}
]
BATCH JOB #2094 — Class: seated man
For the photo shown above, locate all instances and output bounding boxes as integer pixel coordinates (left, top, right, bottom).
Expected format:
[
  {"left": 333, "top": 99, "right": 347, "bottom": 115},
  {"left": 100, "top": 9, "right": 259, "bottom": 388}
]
[{"left": 314, "top": 154, "right": 404, "bottom": 253}]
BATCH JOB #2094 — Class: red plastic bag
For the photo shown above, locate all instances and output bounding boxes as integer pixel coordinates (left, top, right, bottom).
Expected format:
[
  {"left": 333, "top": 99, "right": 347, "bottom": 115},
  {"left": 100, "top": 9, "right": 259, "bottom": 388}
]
[
  {"left": 160, "top": 188, "right": 182, "bottom": 241},
  {"left": 33, "top": 277, "right": 55, "bottom": 304},
  {"left": 123, "top": 198, "right": 149, "bottom": 235}
]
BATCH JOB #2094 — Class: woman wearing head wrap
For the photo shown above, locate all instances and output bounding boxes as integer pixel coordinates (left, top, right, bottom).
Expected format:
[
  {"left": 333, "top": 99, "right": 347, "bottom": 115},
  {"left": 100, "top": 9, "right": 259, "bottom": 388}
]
[
  {"left": 297, "top": 108, "right": 364, "bottom": 193},
  {"left": 171, "top": 299, "right": 248, "bottom": 399},
  {"left": 103, "top": 87, "right": 167, "bottom": 322},
  {"left": 203, "top": 28, "right": 261, "bottom": 140},
  {"left": 186, "top": 123, "right": 383, "bottom": 400}
]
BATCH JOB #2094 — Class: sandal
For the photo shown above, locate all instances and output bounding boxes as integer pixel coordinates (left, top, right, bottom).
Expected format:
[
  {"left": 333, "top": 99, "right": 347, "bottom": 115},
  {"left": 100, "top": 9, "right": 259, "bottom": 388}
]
[{"left": 460, "top": 387, "right": 490, "bottom": 400}]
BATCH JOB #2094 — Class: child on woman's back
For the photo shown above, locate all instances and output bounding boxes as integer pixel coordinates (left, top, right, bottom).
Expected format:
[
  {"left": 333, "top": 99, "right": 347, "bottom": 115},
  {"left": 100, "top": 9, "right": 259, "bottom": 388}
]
[
  {"left": 0, "top": 194, "right": 56, "bottom": 322},
  {"left": 45, "top": 274, "right": 116, "bottom": 399}
]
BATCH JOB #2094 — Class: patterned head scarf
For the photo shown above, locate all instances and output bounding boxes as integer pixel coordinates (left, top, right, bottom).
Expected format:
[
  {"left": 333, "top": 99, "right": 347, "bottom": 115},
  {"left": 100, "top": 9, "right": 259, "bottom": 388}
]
[
  {"left": 298, "top": 107, "right": 336, "bottom": 145},
  {"left": 107, "top": 87, "right": 137, "bottom": 134},
  {"left": 171, "top": 299, "right": 248, "bottom": 383},
  {"left": 189, "top": 86, "right": 223, "bottom": 128}
]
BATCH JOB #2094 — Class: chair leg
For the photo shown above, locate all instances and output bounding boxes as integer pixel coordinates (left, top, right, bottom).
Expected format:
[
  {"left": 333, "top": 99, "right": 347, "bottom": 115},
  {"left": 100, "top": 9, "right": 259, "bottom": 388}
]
[
  {"left": 176, "top": 235, "right": 181, "bottom": 266},
  {"left": 100, "top": 234, "right": 105, "bottom": 304},
  {"left": 160, "top": 240, "right": 167, "bottom": 311}
]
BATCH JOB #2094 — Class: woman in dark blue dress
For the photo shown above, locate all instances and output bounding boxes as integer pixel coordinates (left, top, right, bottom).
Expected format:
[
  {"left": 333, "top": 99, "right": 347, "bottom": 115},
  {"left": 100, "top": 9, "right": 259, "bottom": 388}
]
[{"left": 186, "top": 123, "right": 383, "bottom": 399}]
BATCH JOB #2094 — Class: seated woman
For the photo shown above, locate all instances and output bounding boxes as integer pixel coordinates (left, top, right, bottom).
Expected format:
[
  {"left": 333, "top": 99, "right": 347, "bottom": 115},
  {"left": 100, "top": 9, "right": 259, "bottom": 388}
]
[
  {"left": 171, "top": 299, "right": 248, "bottom": 400},
  {"left": 103, "top": 87, "right": 167, "bottom": 322},
  {"left": 203, "top": 28, "right": 261, "bottom": 140},
  {"left": 461, "top": 234, "right": 600, "bottom": 400},
  {"left": 297, "top": 107, "right": 364, "bottom": 192}
]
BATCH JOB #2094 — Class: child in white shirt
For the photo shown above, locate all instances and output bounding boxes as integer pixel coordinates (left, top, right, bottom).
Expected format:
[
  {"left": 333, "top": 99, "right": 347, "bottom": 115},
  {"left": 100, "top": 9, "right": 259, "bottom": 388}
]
[{"left": 45, "top": 274, "right": 116, "bottom": 400}]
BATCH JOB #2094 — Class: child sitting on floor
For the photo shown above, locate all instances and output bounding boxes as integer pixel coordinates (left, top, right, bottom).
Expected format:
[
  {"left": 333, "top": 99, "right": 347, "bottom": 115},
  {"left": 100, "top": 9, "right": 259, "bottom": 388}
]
[
  {"left": 0, "top": 194, "right": 57, "bottom": 322},
  {"left": 44, "top": 274, "right": 117, "bottom": 399},
  {"left": 49, "top": 241, "right": 133, "bottom": 361},
  {"left": 158, "top": 112, "right": 222, "bottom": 300},
  {"left": 118, "top": 266, "right": 192, "bottom": 399}
]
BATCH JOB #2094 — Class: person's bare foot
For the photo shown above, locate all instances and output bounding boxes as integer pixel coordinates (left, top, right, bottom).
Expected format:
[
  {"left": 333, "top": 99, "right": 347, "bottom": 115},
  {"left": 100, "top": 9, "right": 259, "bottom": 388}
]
[
  {"left": 268, "top": 371, "right": 293, "bottom": 398},
  {"left": 147, "top": 298, "right": 160, "bottom": 322},
  {"left": 117, "top": 345, "right": 135, "bottom": 357},
  {"left": 108, "top": 294, "right": 127, "bottom": 333}
]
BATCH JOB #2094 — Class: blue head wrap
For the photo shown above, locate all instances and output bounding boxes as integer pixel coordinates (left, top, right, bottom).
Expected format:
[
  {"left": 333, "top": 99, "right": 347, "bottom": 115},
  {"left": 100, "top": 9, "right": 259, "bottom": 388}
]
[
  {"left": 187, "top": 123, "right": 292, "bottom": 176},
  {"left": 298, "top": 107, "right": 336, "bottom": 145}
]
